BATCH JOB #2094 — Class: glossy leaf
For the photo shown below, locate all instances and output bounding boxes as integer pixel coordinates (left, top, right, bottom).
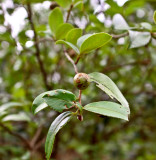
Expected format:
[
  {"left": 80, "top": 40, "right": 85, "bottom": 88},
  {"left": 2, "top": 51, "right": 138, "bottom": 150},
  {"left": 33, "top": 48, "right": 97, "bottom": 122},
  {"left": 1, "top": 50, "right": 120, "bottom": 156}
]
[
  {"left": 153, "top": 11, "right": 156, "bottom": 24},
  {"left": 43, "top": 89, "right": 77, "bottom": 112},
  {"left": 66, "top": 28, "right": 82, "bottom": 45},
  {"left": 128, "top": 30, "right": 151, "bottom": 48},
  {"left": 84, "top": 101, "right": 129, "bottom": 121},
  {"left": 77, "top": 34, "right": 92, "bottom": 48},
  {"left": 56, "top": 40, "right": 80, "bottom": 54},
  {"left": 89, "top": 72, "right": 130, "bottom": 113},
  {"left": 32, "top": 91, "right": 51, "bottom": 114},
  {"left": 0, "top": 102, "right": 22, "bottom": 112},
  {"left": 48, "top": 7, "right": 63, "bottom": 36},
  {"left": 45, "top": 111, "right": 73, "bottom": 160},
  {"left": 2, "top": 112, "right": 30, "bottom": 122},
  {"left": 113, "top": 14, "right": 131, "bottom": 30},
  {"left": 78, "top": 33, "right": 112, "bottom": 54},
  {"left": 55, "top": 23, "right": 74, "bottom": 40}
]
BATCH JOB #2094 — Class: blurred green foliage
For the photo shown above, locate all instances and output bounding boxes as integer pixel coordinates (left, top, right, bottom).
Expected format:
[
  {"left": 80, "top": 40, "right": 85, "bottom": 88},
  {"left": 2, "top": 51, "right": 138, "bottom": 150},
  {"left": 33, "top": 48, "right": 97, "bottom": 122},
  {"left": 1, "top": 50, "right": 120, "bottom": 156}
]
[{"left": 0, "top": 0, "right": 156, "bottom": 160}]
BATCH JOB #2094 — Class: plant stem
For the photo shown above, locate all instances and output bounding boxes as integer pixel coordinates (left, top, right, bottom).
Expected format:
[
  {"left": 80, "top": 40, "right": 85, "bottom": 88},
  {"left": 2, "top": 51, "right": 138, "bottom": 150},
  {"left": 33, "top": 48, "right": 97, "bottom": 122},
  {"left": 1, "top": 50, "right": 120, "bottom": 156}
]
[
  {"left": 0, "top": 122, "right": 31, "bottom": 149},
  {"left": 75, "top": 55, "right": 81, "bottom": 64},
  {"left": 66, "top": 4, "right": 73, "bottom": 22},
  {"left": 79, "top": 90, "right": 82, "bottom": 105},
  {"left": 63, "top": 46, "right": 78, "bottom": 74},
  {"left": 27, "top": 4, "right": 51, "bottom": 90}
]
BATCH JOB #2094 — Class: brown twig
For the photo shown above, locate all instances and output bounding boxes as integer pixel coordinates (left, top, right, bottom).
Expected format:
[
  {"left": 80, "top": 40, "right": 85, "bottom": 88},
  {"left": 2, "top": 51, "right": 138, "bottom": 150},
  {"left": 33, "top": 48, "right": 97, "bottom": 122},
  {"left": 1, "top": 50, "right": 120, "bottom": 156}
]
[
  {"left": 27, "top": 4, "right": 51, "bottom": 90},
  {"left": 0, "top": 122, "right": 31, "bottom": 149},
  {"left": 30, "top": 125, "right": 43, "bottom": 147},
  {"left": 111, "top": 32, "right": 129, "bottom": 39},
  {"left": 66, "top": 4, "right": 73, "bottom": 22},
  {"left": 75, "top": 55, "right": 81, "bottom": 65},
  {"left": 78, "top": 90, "right": 82, "bottom": 105},
  {"left": 63, "top": 46, "right": 78, "bottom": 74},
  {"left": 34, "top": 136, "right": 46, "bottom": 150}
]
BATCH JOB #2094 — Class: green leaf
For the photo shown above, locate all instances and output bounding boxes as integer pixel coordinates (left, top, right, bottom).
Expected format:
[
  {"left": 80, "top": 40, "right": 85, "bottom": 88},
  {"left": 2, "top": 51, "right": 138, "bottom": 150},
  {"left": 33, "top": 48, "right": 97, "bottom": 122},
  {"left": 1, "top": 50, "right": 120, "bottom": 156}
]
[
  {"left": 55, "top": 23, "right": 74, "bottom": 40},
  {"left": 54, "top": 0, "right": 72, "bottom": 8},
  {"left": 128, "top": 30, "right": 151, "bottom": 48},
  {"left": 48, "top": 7, "right": 63, "bottom": 36},
  {"left": 2, "top": 112, "right": 30, "bottom": 122},
  {"left": 43, "top": 89, "right": 77, "bottom": 112},
  {"left": 153, "top": 11, "right": 156, "bottom": 24},
  {"left": 79, "top": 33, "right": 112, "bottom": 54},
  {"left": 84, "top": 101, "right": 129, "bottom": 121},
  {"left": 89, "top": 72, "right": 130, "bottom": 113},
  {"left": 140, "top": 22, "right": 152, "bottom": 30},
  {"left": 32, "top": 91, "right": 52, "bottom": 114},
  {"left": 0, "top": 102, "right": 22, "bottom": 112},
  {"left": 45, "top": 111, "right": 73, "bottom": 160},
  {"left": 113, "top": 14, "right": 131, "bottom": 30},
  {"left": 66, "top": 28, "right": 82, "bottom": 45},
  {"left": 77, "top": 34, "right": 92, "bottom": 48},
  {"left": 74, "top": 0, "right": 83, "bottom": 10},
  {"left": 56, "top": 40, "right": 80, "bottom": 54}
]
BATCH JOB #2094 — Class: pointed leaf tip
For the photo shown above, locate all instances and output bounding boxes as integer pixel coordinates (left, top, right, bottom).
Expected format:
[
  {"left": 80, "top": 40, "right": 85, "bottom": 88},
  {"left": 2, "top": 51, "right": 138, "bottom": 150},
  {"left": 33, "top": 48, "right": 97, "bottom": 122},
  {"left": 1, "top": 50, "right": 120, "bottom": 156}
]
[
  {"left": 89, "top": 72, "right": 130, "bottom": 113},
  {"left": 45, "top": 111, "right": 73, "bottom": 160},
  {"left": 84, "top": 101, "right": 129, "bottom": 121}
]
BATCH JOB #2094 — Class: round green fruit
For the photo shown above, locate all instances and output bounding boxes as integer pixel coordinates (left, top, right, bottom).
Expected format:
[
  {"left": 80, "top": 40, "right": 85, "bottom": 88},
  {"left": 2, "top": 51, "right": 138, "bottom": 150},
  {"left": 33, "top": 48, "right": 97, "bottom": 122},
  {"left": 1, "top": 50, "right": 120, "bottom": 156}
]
[{"left": 73, "top": 73, "right": 90, "bottom": 90}]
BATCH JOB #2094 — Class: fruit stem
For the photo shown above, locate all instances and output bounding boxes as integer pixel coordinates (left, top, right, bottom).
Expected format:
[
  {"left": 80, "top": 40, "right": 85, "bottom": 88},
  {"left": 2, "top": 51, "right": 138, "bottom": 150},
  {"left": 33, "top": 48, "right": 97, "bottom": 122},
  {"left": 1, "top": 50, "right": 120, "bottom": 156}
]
[
  {"left": 75, "top": 55, "right": 81, "bottom": 64},
  {"left": 79, "top": 90, "right": 82, "bottom": 105}
]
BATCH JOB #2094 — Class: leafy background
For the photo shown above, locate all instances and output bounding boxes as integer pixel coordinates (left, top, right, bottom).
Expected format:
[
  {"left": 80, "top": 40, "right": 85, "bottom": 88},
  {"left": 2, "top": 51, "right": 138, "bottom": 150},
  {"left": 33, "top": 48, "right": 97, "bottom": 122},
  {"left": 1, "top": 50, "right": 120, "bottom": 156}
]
[{"left": 0, "top": 0, "right": 156, "bottom": 160}]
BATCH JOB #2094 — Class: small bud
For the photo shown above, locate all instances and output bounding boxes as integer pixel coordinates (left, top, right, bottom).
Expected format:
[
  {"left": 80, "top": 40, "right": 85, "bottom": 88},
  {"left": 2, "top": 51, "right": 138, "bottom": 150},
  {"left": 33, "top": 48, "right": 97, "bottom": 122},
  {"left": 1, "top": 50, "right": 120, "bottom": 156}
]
[
  {"left": 73, "top": 73, "right": 90, "bottom": 90},
  {"left": 50, "top": 2, "right": 59, "bottom": 10},
  {"left": 77, "top": 115, "right": 83, "bottom": 121}
]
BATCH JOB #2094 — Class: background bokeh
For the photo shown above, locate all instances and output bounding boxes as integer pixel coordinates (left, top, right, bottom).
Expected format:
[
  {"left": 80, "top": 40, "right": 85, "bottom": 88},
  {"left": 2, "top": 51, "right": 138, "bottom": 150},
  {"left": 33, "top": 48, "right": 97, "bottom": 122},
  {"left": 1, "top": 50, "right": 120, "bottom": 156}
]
[{"left": 0, "top": 0, "right": 156, "bottom": 160}]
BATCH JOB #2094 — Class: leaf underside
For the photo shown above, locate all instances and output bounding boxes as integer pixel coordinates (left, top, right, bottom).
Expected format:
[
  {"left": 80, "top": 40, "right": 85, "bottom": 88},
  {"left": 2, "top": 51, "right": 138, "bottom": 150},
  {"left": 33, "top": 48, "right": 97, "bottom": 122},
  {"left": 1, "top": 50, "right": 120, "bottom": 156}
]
[
  {"left": 128, "top": 30, "right": 151, "bottom": 48},
  {"left": 56, "top": 40, "right": 80, "bottom": 54},
  {"left": 45, "top": 111, "right": 73, "bottom": 160},
  {"left": 89, "top": 72, "right": 130, "bottom": 113},
  {"left": 84, "top": 101, "right": 129, "bottom": 121}
]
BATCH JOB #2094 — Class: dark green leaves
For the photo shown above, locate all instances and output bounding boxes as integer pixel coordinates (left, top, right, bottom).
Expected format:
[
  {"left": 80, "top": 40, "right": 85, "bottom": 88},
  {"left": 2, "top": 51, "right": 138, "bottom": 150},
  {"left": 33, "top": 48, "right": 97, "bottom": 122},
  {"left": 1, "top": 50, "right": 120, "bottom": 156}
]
[
  {"left": 84, "top": 101, "right": 129, "bottom": 121},
  {"left": 32, "top": 89, "right": 77, "bottom": 114},
  {"left": 45, "top": 111, "right": 73, "bottom": 160},
  {"left": 128, "top": 30, "right": 151, "bottom": 48},
  {"left": 153, "top": 11, "right": 156, "bottom": 24},
  {"left": 89, "top": 72, "right": 130, "bottom": 113},
  {"left": 56, "top": 32, "right": 112, "bottom": 54},
  {"left": 48, "top": 7, "right": 63, "bottom": 36},
  {"left": 43, "top": 90, "right": 76, "bottom": 112},
  {"left": 32, "top": 91, "right": 51, "bottom": 114}
]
